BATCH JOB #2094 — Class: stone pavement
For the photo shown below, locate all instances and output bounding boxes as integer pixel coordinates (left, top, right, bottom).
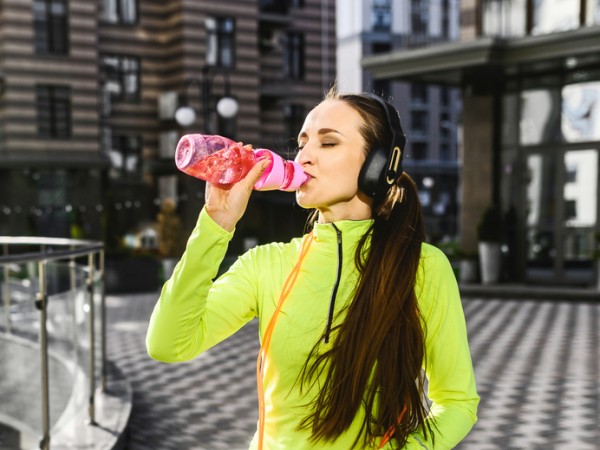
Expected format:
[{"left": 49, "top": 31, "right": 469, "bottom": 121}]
[{"left": 106, "top": 291, "right": 600, "bottom": 450}]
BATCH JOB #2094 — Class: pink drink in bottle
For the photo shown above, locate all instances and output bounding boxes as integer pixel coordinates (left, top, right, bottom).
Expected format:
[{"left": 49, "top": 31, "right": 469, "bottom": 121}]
[{"left": 175, "top": 134, "right": 308, "bottom": 191}]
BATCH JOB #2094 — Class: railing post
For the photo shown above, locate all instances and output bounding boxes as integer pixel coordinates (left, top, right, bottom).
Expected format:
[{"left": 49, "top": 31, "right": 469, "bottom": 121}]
[
  {"left": 99, "top": 250, "right": 107, "bottom": 391},
  {"left": 2, "top": 243, "right": 10, "bottom": 333},
  {"left": 87, "top": 252, "right": 96, "bottom": 425},
  {"left": 37, "top": 259, "right": 50, "bottom": 450}
]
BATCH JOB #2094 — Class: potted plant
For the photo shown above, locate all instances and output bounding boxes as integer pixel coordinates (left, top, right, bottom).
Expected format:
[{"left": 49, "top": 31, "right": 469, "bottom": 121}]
[
  {"left": 477, "top": 206, "right": 505, "bottom": 285},
  {"left": 458, "top": 248, "right": 479, "bottom": 284}
]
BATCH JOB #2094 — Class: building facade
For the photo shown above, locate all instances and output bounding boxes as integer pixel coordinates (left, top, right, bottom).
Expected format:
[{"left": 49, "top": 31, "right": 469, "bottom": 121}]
[
  {"left": 363, "top": 0, "right": 600, "bottom": 285},
  {"left": 0, "top": 0, "right": 336, "bottom": 255},
  {"left": 337, "top": 0, "right": 462, "bottom": 242}
]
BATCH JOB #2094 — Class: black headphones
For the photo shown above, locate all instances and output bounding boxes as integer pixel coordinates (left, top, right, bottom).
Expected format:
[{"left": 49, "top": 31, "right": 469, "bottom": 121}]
[{"left": 357, "top": 94, "right": 406, "bottom": 200}]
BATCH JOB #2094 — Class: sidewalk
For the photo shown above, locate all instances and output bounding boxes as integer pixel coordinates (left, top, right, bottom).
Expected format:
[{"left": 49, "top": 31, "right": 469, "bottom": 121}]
[
  {"left": 104, "top": 287, "right": 599, "bottom": 450},
  {"left": 460, "top": 282, "right": 600, "bottom": 301}
]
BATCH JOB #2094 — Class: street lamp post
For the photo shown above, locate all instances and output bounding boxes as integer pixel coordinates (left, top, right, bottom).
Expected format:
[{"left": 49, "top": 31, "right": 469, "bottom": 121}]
[{"left": 175, "top": 66, "right": 239, "bottom": 132}]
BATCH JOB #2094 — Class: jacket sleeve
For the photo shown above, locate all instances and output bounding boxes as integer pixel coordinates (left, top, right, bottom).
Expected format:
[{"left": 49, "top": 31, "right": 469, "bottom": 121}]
[
  {"left": 398, "top": 246, "right": 479, "bottom": 449},
  {"left": 146, "top": 207, "right": 258, "bottom": 362}
]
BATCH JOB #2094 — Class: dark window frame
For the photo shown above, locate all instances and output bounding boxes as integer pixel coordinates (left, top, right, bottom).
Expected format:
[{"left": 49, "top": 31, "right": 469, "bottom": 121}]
[
  {"left": 284, "top": 31, "right": 305, "bottom": 80},
  {"left": 33, "top": 0, "right": 69, "bottom": 55},
  {"left": 101, "top": 0, "right": 138, "bottom": 26},
  {"left": 206, "top": 16, "right": 236, "bottom": 69},
  {"left": 36, "top": 85, "right": 72, "bottom": 139},
  {"left": 100, "top": 54, "right": 141, "bottom": 102},
  {"left": 108, "top": 134, "right": 143, "bottom": 180}
]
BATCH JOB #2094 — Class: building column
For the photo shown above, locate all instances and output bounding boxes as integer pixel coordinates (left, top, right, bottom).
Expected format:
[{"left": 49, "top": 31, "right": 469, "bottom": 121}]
[{"left": 460, "top": 93, "right": 495, "bottom": 253}]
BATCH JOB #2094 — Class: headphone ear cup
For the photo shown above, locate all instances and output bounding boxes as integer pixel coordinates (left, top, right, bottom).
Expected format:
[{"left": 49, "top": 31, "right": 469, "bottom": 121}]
[{"left": 358, "top": 146, "right": 391, "bottom": 199}]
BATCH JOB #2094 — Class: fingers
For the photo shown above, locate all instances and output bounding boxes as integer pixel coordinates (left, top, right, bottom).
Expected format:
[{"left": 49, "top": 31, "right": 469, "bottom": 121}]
[{"left": 242, "top": 159, "right": 271, "bottom": 191}]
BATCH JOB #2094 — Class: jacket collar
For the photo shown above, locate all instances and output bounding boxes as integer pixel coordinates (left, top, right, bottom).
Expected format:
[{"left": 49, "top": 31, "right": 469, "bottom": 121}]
[{"left": 312, "top": 219, "right": 373, "bottom": 243}]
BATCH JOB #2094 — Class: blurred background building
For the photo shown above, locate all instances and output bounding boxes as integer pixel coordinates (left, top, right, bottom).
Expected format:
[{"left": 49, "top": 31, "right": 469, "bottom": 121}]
[
  {"left": 0, "top": 0, "right": 335, "bottom": 258},
  {"left": 337, "top": 0, "right": 463, "bottom": 243},
  {"left": 3, "top": 0, "right": 597, "bottom": 287},
  {"left": 363, "top": 0, "right": 600, "bottom": 286}
]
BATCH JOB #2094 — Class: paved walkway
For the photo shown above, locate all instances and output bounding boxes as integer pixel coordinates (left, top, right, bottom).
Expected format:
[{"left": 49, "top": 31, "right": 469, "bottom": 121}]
[{"left": 106, "top": 292, "right": 600, "bottom": 450}]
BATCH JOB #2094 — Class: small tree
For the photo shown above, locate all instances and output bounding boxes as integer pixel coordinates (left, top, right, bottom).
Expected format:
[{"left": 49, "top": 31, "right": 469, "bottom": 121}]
[
  {"left": 477, "top": 206, "right": 505, "bottom": 243},
  {"left": 156, "top": 198, "right": 185, "bottom": 258}
]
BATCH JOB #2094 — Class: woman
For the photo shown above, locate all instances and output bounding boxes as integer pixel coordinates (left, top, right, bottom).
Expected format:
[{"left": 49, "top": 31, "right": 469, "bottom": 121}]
[{"left": 146, "top": 88, "right": 479, "bottom": 449}]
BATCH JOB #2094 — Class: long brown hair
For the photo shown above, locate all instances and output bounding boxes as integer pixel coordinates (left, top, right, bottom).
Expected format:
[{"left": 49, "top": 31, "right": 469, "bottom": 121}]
[{"left": 298, "top": 89, "right": 432, "bottom": 448}]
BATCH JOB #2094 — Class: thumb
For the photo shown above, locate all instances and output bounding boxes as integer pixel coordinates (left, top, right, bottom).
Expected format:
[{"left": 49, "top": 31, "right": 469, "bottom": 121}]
[{"left": 241, "top": 159, "right": 271, "bottom": 191}]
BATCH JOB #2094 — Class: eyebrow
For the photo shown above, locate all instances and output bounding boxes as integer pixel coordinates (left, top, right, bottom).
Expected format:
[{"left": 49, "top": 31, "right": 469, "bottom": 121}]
[{"left": 298, "top": 128, "right": 344, "bottom": 140}]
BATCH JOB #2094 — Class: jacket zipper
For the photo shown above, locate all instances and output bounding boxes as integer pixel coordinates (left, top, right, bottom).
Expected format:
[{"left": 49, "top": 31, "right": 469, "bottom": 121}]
[{"left": 324, "top": 223, "right": 342, "bottom": 343}]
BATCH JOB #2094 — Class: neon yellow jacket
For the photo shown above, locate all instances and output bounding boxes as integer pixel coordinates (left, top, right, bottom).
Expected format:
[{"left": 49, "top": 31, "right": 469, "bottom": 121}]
[{"left": 146, "top": 208, "right": 479, "bottom": 449}]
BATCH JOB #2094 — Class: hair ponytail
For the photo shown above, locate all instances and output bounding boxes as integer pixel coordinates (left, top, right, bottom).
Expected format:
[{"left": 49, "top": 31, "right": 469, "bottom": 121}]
[{"left": 298, "top": 92, "right": 432, "bottom": 448}]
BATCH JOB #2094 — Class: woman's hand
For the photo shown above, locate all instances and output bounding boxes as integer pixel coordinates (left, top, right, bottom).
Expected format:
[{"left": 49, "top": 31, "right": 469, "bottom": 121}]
[{"left": 204, "top": 159, "right": 271, "bottom": 232}]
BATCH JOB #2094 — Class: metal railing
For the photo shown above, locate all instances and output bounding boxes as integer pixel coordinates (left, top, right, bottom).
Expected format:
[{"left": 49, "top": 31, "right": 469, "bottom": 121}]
[{"left": 0, "top": 237, "right": 106, "bottom": 450}]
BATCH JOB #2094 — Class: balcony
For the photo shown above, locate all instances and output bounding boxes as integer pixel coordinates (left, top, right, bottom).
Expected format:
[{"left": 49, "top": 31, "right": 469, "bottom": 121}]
[{"left": 0, "top": 237, "right": 131, "bottom": 449}]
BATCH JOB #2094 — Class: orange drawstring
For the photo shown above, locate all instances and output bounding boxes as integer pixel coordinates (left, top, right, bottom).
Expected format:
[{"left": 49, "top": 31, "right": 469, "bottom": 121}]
[
  {"left": 256, "top": 232, "right": 314, "bottom": 450},
  {"left": 378, "top": 405, "right": 407, "bottom": 448}
]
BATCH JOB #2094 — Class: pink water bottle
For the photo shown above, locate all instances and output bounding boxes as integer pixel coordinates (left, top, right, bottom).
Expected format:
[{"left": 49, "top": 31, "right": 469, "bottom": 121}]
[{"left": 174, "top": 134, "right": 308, "bottom": 191}]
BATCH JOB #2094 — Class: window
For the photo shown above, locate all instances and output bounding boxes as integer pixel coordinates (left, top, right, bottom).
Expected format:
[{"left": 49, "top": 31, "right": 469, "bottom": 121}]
[
  {"left": 36, "top": 85, "right": 71, "bottom": 138},
  {"left": 107, "top": 135, "right": 142, "bottom": 180},
  {"left": 411, "top": 0, "right": 428, "bottom": 36},
  {"left": 533, "top": 0, "right": 579, "bottom": 35},
  {"left": 411, "top": 110, "right": 429, "bottom": 135},
  {"left": 284, "top": 104, "right": 305, "bottom": 144},
  {"left": 102, "top": 0, "right": 137, "bottom": 25},
  {"left": 561, "top": 80, "right": 600, "bottom": 142},
  {"left": 373, "top": 79, "right": 391, "bottom": 99},
  {"left": 441, "top": 0, "right": 450, "bottom": 38},
  {"left": 411, "top": 83, "right": 429, "bottom": 105},
  {"left": 284, "top": 32, "right": 305, "bottom": 80},
  {"left": 481, "top": 0, "right": 526, "bottom": 37},
  {"left": 33, "top": 0, "right": 69, "bottom": 55},
  {"left": 371, "top": 42, "right": 391, "bottom": 55},
  {"left": 206, "top": 17, "right": 236, "bottom": 68},
  {"left": 411, "top": 142, "right": 428, "bottom": 160},
  {"left": 101, "top": 55, "right": 140, "bottom": 101},
  {"left": 372, "top": 0, "right": 392, "bottom": 32},
  {"left": 520, "top": 86, "right": 561, "bottom": 145}
]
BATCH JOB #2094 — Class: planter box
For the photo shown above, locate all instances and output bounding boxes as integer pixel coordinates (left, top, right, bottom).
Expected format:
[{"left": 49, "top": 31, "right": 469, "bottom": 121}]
[{"left": 478, "top": 242, "right": 502, "bottom": 285}]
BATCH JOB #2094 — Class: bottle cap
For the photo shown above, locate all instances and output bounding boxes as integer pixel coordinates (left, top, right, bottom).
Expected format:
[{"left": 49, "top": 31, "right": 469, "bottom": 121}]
[{"left": 175, "top": 134, "right": 205, "bottom": 170}]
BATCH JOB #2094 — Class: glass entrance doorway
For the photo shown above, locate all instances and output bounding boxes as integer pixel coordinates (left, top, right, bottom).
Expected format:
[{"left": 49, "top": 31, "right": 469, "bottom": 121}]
[{"left": 524, "top": 148, "right": 598, "bottom": 285}]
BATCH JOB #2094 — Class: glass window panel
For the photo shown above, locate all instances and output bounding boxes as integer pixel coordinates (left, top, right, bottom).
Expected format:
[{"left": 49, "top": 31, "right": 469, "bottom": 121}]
[
  {"left": 372, "top": 0, "right": 392, "bottom": 31},
  {"left": 563, "top": 150, "right": 597, "bottom": 227},
  {"left": 481, "top": 0, "right": 526, "bottom": 37},
  {"left": 502, "top": 93, "right": 519, "bottom": 146},
  {"left": 526, "top": 229, "right": 555, "bottom": 262},
  {"left": 50, "top": 1, "right": 66, "bottom": 15},
  {"left": 102, "top": 0, "right": 118, "bottom": 22},
  {"left": 526, "top": 153, "right": 555, "bottom": 227},
  {"left": 519, "top": 88, "right": 561, "bottom": 145},
  {"left": 121, "top": 0, "right": 137, "bottom": 24},
  {"left": 561, "top": 81, "right": 600, "bottom": 142},
  {"left": 587, "top": 0, "right": 600, "bottom": 25},
  {"left": 563, "top": 229, "right": 595, "bottom": 260},
  {"left": 532, "top": 0, "right": 579, "bottom": 35}
]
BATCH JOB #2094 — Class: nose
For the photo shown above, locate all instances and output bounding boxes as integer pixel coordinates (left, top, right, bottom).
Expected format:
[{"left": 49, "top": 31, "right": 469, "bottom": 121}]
[{"left": 295, "top": 143, "right": 313, "bottom": 166}]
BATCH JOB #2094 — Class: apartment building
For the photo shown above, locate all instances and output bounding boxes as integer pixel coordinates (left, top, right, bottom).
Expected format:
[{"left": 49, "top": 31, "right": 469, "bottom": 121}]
[
  {"left": 336, "top": 0, "right": 462, "bottom": 241},
  {"left": 0, "top": 0, "right": 335, "bottom": 253},
  {"left": 363, "top": 0, "right": 600, "bottom": 285}
]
